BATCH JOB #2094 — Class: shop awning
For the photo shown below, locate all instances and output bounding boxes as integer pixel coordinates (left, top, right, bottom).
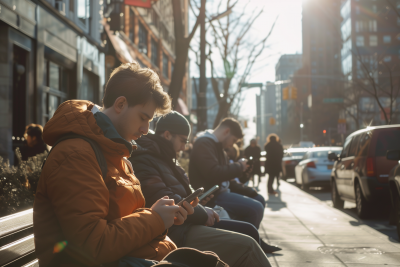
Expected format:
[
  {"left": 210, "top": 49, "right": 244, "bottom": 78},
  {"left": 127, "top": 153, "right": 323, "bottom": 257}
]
[{"left": 104, "top": 22, "right": 136, "bottom": 63}]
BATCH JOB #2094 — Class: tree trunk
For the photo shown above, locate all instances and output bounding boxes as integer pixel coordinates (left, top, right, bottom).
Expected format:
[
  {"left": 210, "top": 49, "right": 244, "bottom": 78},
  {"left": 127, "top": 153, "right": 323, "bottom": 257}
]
[
  {"left": 168, "top": 39, "right": 190, "bottom": 109},
  {"left": 213, "top": 100, "right": 231, "bottom": 128}
]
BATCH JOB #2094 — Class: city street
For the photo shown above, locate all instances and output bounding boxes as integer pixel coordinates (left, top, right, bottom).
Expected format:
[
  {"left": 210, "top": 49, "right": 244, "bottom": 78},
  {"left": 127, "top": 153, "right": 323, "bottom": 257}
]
[{"left": 253, "top": 177, "right": 400, "bottom": 266}]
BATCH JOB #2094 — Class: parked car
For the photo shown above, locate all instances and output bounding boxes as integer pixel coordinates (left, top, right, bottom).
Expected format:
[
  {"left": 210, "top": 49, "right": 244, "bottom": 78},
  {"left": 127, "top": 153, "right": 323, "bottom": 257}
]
[
  {"left": 282, "top": 148, "right": 310, "bottom": 179},
  {"left": 386, "top": 150, "right": 400, "bottom": 240},
  {"left": 329, "top": 125, "right": 400, "bottom": 219},
  {"left": 295, "top": 147, "right": 342, "bottom": 190}
]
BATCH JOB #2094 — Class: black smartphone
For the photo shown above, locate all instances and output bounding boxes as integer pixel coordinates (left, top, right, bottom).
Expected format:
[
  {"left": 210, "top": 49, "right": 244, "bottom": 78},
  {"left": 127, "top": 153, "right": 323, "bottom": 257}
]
[
  {"left": 177, "top": 187, "right": 204, "bottom": 206},
  {"left": 198, "top": 185, "right": 219, "bottom": 201}
]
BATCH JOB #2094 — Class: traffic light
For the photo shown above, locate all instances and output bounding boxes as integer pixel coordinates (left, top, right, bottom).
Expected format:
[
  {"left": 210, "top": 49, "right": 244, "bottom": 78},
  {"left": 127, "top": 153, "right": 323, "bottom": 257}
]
[
  {"left": 290, "top": 87, "right": 297, "bottom": 99},
  {"left": 269, "top": 117, "right": 276, "bottom": 125},
  {"left": 282, "top": 87, "right": 289, "bottom": 100},
  {"left": 323, "top": 129, "right": 327, "bottom": 136}
]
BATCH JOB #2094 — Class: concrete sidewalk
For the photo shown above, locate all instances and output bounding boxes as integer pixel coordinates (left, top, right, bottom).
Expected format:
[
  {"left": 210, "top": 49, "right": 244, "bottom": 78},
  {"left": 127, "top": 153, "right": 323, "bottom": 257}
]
[{"left": 257, "top": 179, "right": 400, "bottom": 266}]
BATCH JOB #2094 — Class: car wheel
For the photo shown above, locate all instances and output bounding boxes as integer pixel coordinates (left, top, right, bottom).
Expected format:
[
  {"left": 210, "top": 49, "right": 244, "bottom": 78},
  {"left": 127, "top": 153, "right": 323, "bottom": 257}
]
[
  {"left": 355, "top": 182, "right": 371, "bottom": 219},
  {"left": 301, "top": 174, "right": 309, "bottom": 191},
  {"left": 331, "top": 179, "right": 344, "bottom": 209}
]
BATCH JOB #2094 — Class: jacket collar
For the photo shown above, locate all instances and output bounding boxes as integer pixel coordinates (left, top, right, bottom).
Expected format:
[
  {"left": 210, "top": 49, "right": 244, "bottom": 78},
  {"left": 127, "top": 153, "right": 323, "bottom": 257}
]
[{"left": 92, "top": 106, "right": 135, "bottom": 155}]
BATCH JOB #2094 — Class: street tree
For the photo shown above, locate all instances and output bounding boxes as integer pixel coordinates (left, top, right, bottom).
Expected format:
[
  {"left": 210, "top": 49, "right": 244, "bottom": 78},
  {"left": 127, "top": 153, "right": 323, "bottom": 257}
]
[
  {"left": 168, "top": 0, "right": 205, "bottom": 109},
  {"left": 205, "top": 0, "right": 277, "bottom": 127}
]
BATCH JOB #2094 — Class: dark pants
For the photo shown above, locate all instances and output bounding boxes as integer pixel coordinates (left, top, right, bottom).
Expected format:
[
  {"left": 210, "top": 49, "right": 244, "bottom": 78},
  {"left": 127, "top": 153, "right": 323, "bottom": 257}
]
[
  {"left": 268, "top": 172, "right": 280, "bottom": 193},
  {"left": 214, "top": 191, "right": 265, "bottom": 229}
]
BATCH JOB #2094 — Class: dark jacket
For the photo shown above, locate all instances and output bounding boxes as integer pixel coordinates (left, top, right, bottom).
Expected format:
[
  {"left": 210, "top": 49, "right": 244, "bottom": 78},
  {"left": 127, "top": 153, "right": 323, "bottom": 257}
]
[
  {"left": 264, "top": 140, "right": 284, "bottom": 174},
  {"left": 189, "top": 131, "right": 243, "bottom": 193},
  {"left": 244, "top": 145, "right": 262, "bottom": 175},
  {"left": 129, "top": 134, "right": 208, "bottom": 247}
]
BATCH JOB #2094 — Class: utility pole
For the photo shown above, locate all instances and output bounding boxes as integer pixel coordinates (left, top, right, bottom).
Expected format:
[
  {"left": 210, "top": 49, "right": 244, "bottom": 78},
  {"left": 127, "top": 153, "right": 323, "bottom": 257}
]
[{"left": 197, "top": 0, "right": 208, "bottom": 131}]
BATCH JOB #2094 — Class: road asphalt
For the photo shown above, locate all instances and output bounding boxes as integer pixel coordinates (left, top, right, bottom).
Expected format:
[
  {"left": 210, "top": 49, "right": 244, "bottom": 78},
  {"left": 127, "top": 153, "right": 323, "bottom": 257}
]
[{"left": 256, "top": 178, "right": 400, "bottom": 266}]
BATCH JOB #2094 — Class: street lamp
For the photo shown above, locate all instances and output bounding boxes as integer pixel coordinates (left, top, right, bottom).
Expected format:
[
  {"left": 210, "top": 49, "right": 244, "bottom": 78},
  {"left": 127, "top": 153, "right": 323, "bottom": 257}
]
[{"left": 300, "top": 124, "right": 304, "bottom": 128}]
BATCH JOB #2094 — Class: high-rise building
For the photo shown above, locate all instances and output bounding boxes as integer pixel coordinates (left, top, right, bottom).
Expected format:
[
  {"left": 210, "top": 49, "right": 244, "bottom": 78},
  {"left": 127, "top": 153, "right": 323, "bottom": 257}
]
[
  {"left": 340, "top": 0, "right": 400, "bottom": 130},
  {"left": 275, "top": 54, "right": 302, "bottom": 81},
  {"left": 293, "top": 0, "right": 343, "bottom": 145},
  {"left": 191, "top": 78, "right": 223, "bottom": 132}
]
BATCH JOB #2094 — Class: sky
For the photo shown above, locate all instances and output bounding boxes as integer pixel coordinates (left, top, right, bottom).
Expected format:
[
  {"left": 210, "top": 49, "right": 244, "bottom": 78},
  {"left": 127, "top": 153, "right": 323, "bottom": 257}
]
[{"left": 189, "top": 0, "right": 303, "bottom": 146}]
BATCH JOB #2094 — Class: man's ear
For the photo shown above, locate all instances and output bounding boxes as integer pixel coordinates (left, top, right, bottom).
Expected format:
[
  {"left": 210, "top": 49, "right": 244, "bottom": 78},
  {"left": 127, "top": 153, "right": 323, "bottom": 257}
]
[
  {"left": 113, "top": 96, "right": 128, "bottom": 114},
  {"left": 162, "top": 130, "right": 173, "bottom": 141},
  {"left": 223, "top": 127, "right": 231, "bottom": 136}
]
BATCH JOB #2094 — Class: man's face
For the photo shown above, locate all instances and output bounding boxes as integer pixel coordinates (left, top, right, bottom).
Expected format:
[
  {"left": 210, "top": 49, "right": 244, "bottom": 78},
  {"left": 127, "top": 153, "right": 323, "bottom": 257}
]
[
  {"left": 251, "top": 141, "right": 256, "bottom": 147},
  {"left": 170, "top": 134, "right": 188, "bottom": 153},
  {"left": 115, "top": 100, "right": 156, "bottom": 142},
  {"left": 222, "top": 132, "right": 239, "bottom": 149}
]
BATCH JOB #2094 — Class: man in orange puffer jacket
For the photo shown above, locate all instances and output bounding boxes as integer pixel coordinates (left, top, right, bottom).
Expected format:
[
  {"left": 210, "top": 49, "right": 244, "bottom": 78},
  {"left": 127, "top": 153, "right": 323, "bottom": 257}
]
[{"left": 34, "top": 62, "right": 196, "bottom": 266}]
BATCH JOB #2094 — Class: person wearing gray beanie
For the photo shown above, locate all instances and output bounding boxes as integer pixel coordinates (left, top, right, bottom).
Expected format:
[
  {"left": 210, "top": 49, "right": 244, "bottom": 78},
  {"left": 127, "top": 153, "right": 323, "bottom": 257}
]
[{"left": 155, "top": 111, "right": 191, "bottom": 138}]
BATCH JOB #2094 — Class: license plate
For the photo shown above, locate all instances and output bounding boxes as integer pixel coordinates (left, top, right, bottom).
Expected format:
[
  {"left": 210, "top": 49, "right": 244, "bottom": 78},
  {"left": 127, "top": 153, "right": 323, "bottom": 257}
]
[{"left": 327, "top": 165, "right": 333, "bottom": 170}]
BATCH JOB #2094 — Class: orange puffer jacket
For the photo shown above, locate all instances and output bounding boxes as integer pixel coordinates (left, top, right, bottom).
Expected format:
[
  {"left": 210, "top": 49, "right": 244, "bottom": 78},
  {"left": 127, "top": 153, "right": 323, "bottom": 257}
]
[{"left": 33, "top": 100, "right": 176, "bottom": 266}]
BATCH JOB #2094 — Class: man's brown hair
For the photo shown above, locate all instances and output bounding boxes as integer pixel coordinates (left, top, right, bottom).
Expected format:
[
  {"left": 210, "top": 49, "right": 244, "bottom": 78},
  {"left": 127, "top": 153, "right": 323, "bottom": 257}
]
[
  {"left": 217, "top": 118, "right": 244, "bottom": 139},
  {"left": 102, "top": 62, "right": 171, "bottom": 115}
]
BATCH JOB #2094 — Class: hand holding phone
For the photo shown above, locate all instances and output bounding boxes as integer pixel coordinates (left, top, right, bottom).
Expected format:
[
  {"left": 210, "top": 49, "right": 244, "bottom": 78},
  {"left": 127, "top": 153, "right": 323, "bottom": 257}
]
[
  {"left": 198, "top": 185, "right": 219, "bottom": 201},
  {"left": 177, "top": 187, "right": 204, "bottom": 206}
]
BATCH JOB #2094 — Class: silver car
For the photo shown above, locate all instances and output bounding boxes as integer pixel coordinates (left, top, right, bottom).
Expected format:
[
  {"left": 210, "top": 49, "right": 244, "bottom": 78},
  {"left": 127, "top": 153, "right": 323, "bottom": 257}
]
[{"left": 295, "top": 147, "right": 342, "bottom": 190}]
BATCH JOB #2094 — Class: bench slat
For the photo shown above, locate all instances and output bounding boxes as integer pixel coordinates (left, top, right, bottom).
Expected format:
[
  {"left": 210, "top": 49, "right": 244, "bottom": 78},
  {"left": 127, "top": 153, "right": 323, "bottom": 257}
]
[
  {"left": 22, "top": 259, "right": 39, "bottom": 267},
  {"left": 0, "top": 209, "right": 33, "bottom": 239},
  {"left": 0, "top": 234, "right": 35, "bottom": 266}
]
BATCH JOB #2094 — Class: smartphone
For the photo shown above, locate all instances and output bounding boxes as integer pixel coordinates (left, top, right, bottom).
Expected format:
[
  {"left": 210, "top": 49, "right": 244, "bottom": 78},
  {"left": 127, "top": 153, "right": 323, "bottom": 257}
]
[
  {"left": 177, "top": 187, "right": 204, "bottom": 206},
  {"left": 198, "top": 185, "right": 220, "bottom": 201}
]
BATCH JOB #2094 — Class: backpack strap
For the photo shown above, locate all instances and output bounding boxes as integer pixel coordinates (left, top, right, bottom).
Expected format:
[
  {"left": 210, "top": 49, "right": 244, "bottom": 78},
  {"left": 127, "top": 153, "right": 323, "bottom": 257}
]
[{"left": 42, "top": 134, "right": 108, "bottom": 181}]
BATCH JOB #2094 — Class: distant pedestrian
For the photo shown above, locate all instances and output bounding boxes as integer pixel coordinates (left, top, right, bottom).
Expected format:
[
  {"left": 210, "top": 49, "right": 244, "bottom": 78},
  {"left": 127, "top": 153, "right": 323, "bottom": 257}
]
[
  {"left": 264, "top": 134, "right": 284, "bottom": 195},
  {"left": 16, "top": 124, "right": 48, "bottom": 164},
  {"left": 244, "top": 139, "right": 262, "bottom": 190}
]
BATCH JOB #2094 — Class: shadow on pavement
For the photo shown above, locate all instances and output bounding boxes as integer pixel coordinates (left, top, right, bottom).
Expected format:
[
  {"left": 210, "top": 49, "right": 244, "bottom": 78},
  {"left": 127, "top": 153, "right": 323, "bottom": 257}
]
[{"left": 265, "top": 190, "right": 287, "bottom": 211}]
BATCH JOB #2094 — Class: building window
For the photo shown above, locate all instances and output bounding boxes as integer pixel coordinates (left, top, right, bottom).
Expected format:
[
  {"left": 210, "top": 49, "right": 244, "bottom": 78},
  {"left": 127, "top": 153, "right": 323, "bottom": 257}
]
[
  {"left": 368, "top": 20, "right": 377, "bottom": 32},
  {"left": 138, "top": 22, "right": 148, "bottom": 55},
  {"left": 162, "top": 53, "right": 169, "bottom": 78},
  {"left": 383, "top": 35, "right": 391, "bottom": 44},
  {"left": 151, "top": 38, "right": 158, "bottom": 66},
  {"left": 151, "top": 9, "right": 159, "bottom": 29},
  {"left": 356, "top": 36, "right": 364, "bottom": 46},
  {"left": 77, "top": 0, "right": 91, "bottom": 27},
  {"left": 369, "top": 35, "right": 378, "bottom": 46},
  {"left": 129, "top": 9, "right": 135, "bottom": 42},
  {"left": 384, "top": 56, "right": 392, "bottom": 62},
  {"left": 81, "top": 69, "right": 98, "bottom": 103},
  {"left": 43, "top": 60, "right": 69, "bottom": 121}
]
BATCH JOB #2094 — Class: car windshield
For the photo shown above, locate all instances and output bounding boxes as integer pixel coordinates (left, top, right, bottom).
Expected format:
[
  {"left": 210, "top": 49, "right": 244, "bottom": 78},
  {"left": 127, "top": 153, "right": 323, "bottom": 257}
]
[{"left": 375, "top": 130, "right": 400, "bottom": 157}]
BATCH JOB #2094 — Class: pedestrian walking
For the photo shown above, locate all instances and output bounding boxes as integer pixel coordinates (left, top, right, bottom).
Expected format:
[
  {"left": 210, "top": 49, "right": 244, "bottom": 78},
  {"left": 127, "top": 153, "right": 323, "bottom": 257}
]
[
  {"left": 15, "top": 124, "right": 48, "bottom": 165},
  {"left": 244, "top": 139, "right": 262, "bottom": 190},
  {"left": 264, "top": 134, "right": 284, "bottom": 195}
]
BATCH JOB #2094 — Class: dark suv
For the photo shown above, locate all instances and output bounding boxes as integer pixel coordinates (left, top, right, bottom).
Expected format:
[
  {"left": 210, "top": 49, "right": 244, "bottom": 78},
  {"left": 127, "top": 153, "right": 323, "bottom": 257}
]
[{"left": 329, "top": 125, "right": 400, "bottom": 218}]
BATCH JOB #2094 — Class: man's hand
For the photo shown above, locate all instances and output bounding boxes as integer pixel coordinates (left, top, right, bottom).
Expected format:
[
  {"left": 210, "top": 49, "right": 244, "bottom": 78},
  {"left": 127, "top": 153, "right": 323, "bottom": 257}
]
[
  {"left": 239, "top": 158, "right": 248, "bottom": 171},
  {"left": 174, "top": 197, "right": 197, "bottom": 225},
  {"left": 199, "top": 194, "right": 214, "bottom": 206},
  {"left": 151, "top": 196, "right": 181, "bottom": 229},
  {"left": 204, "top": 207, "right": 220, "bottom": 226}
]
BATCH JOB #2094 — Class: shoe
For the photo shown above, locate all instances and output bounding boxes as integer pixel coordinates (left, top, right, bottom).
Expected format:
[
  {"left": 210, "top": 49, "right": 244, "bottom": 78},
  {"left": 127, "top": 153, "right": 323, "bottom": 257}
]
[
  {"left": 268, "top": 190, "right": 278, "bottom": 195},
  {"left": 260, "top": 239, "right": 282, "bottom": 253}
]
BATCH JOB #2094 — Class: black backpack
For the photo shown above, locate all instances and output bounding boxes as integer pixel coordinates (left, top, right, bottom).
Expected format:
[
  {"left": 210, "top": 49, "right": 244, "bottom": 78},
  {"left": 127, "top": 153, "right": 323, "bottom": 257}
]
[{"left": 42, "top": 134, "right": 108, "bottom": 179}]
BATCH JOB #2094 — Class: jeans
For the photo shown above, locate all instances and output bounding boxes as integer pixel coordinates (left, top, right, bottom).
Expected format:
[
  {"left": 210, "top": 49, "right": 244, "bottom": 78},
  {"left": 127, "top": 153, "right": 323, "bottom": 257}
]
[
  {"left": 214, "top": 192, "right": 265, "bottom": 229},
  {"left": 118, "top": 257, "right": 157, "bottom": 267}
]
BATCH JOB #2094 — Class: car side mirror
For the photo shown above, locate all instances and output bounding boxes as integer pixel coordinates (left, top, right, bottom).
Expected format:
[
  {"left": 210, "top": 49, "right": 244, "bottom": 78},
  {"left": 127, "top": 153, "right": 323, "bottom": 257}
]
[
  {"left": 328, "top": 152, "right": 339, "bottom": 161},
  {"left": 386, "top": 150, "right": 400, "bottom": 161}
]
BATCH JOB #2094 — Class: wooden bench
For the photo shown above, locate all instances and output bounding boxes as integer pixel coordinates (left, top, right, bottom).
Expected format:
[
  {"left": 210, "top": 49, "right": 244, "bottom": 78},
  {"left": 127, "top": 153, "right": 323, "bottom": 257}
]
[{"left": 0, "top": 209, "right": 38, "bottom": 266}]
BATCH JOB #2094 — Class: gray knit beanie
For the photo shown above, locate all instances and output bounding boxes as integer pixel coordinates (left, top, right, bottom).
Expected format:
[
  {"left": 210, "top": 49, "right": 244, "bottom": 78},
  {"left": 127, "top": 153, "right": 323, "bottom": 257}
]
[{"left": 155, "top": 111, "right": 191, "bottom": 138}]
